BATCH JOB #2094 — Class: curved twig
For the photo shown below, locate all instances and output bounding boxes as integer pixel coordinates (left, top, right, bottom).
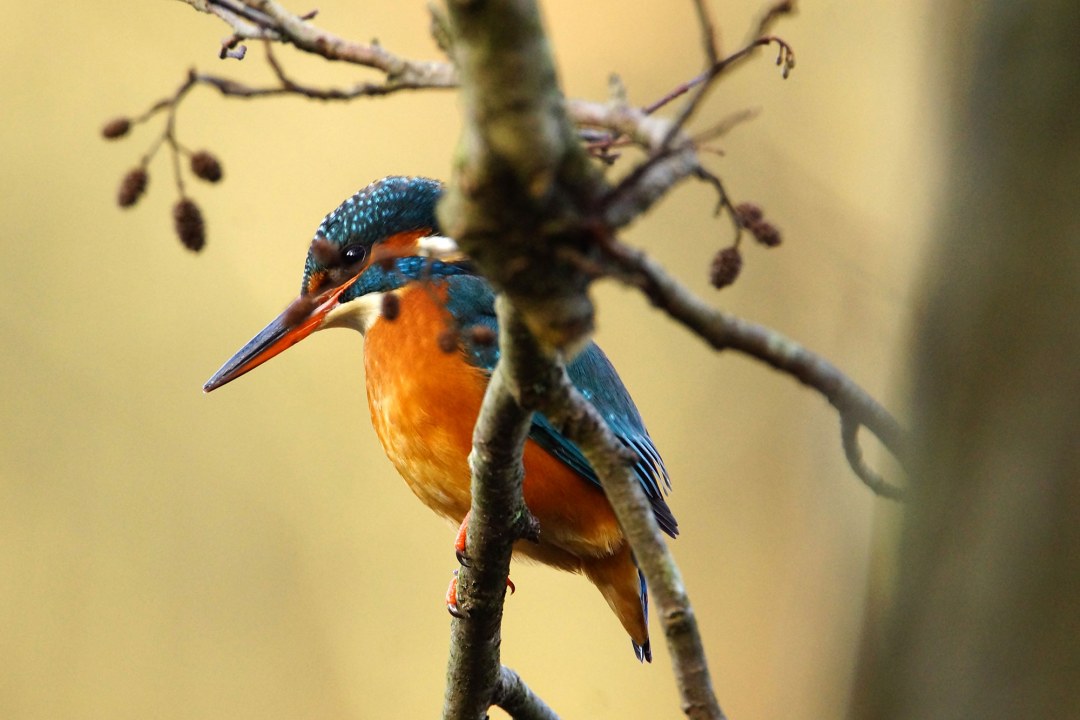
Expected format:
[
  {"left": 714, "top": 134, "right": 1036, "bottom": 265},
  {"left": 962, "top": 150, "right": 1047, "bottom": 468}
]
[
  {"left": 841, "top": 414, "right": 904, "bottom": 500},
  {"left": 597, "top": 235, "right": 907, "bottom": 498}
]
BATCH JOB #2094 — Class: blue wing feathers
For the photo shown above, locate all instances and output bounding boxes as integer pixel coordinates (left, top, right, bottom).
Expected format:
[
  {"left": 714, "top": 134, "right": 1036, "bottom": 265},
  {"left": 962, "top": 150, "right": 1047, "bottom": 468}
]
[
  {"left": 634, "top": 568, "right": 652, "bottom": 663},
  {"left": 561, "top": 344, "right": 678, "bottom": 538}
]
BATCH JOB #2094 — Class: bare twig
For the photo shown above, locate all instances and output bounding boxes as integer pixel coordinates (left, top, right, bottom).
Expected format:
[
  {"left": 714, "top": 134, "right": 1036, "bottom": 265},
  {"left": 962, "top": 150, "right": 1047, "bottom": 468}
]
[
  {"left": 692, "top": 0, "right": 721, "bottom": 66},
  {"left": 179, "top": 0, "right": 459, "bottom": 88},
  {"left": 752, "top": 0, "right": 797, "bottom": 42},
  {"left": 660, "top": 0, "right": 723, "bottom": 151},
  {"left": 691, "top": 107, "right": 762, "bottom": 146},
  {"left": 841, "top": 414, "right": 903, "bottom": 500},
  {"left": 692, "top": 165, "right": 745, "bottom": 241},
  {"left": 530, "top": 362, "right": 726, "bottom": 720},
  {"left": 597, "top": 235, "right": 907, "bottom": 496}
]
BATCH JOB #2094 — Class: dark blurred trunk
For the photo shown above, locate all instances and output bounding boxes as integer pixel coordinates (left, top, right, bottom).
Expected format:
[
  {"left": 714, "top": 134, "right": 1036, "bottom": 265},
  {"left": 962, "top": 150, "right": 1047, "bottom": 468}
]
[{"left": 849, "top": 2, "right": 1080, "bottom": 719}]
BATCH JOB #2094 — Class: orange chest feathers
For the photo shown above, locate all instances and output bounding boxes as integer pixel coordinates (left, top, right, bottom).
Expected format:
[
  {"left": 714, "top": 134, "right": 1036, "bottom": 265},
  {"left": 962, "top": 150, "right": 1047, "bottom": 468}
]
[
  {"left": 362, "top": 284, "right": 485, "bottom": 522},
  {"left": 361, "top": 283, "right": 625, "bottom": 561}
]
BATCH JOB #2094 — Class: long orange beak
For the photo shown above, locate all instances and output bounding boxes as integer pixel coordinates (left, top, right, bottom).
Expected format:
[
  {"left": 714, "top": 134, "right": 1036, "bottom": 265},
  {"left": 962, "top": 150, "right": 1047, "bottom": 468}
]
[{"left": 203, "top": 277, "right": 359, "bottom": 393}]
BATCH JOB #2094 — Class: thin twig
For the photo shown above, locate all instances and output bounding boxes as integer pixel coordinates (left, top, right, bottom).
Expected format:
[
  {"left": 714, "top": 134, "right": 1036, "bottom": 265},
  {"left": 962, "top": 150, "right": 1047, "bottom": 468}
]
[
  {"left": 692, "top": 0, "right": 721, "bottom": 66},
  {"left": 660, "top": 0, "right": 723, "bottom": 151},
  {"left": 752, "top": 0, "right": 797, "bottom": 42},
  {"left": 552, "top": 389, "right": 726, "bottom": 720},
  {"left": 177, "top": 0, "right": 459, "bottom": 87},
  {"left": 841, "top": 414, "right": 903, "bottom": 500},
  {"left": 597, "top": 235, "right": 908, "bottom": 496},
  {"left": 692, "top": 165, "right": 744, "bottom": 242}
]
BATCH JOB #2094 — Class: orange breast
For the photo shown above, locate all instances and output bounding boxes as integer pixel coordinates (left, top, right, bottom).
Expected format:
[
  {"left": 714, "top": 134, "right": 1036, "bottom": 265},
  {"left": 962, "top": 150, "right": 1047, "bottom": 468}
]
[
  {"left": 364, "top": 284, "right": 478, "bottom": 523},
  {"left": 362, "top": 283, "right": 625, "bottom": 560}
]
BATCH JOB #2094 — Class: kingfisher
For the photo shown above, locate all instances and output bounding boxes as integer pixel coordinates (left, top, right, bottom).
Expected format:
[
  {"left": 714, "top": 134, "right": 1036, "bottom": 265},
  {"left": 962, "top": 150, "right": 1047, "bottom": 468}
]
[{"left": 204, "top": 176, "right": 677, "bottom": 661}]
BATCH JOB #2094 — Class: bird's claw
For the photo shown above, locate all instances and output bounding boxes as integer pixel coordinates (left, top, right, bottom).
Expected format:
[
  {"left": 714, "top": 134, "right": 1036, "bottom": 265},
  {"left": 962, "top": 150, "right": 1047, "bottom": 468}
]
[
  {"left": 445, "top": 571, "right": 469, "bottom": 618},
  {"left": 445, "top": 570, "right": 516, "bottom": 618},
  {"left": 454, "top": 512, "right": 471, "bottom": 567},
  {"left": 446, "top": 512, "right": 518, "bottom": 615}
]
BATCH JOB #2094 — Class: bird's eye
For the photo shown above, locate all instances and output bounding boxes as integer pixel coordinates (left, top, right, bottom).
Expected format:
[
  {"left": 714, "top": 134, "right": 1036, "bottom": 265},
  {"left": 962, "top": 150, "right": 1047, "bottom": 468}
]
[{"left": 341, "top": 243, "right": 367, "bottom": 266}]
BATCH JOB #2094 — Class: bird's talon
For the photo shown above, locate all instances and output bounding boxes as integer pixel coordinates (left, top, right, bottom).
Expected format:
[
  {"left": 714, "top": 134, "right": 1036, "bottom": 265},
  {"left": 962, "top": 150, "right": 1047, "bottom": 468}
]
[
  {"left": 506, "top": 577, "right": 516, "bottom": 596},
  {"left": 446, "top": 574, "right": 469, "bottom": 618},
  {"left": 454, "top": 511, "right": 471, "bottom": 567}
]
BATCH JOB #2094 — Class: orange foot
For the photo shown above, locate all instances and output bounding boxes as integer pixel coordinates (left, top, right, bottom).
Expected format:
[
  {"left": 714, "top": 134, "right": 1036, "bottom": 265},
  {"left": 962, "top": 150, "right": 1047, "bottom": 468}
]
[
  {"left": 445, "top": 571, "right": 517, "bottom": 619},
  {"left": 446, "top": 571, "right": 467, "bottom": 618},
  {"left": 446, "top": 510, "right": 517, "bottom": 617},
  {"left": 454, "top": 511, "right": 471, "bottom": 567}
]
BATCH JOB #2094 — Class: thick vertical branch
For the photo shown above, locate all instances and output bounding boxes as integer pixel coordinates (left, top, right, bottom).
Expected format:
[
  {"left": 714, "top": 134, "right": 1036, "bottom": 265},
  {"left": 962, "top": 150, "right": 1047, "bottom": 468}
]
[
  {"left": 444, "top": 299, "right": 563, "bottom": 720},
  {"left": 437, "top": 3, "right": 601, "bottom": 709},
  {"left": 438, "top": 0, "right": 601, "bottom": 350},
  {"left": 438, "top": 1, "right": 724, "bottom": 717},
  {"left": 443, "top": 352, "right": 534, "bottom": 719}
]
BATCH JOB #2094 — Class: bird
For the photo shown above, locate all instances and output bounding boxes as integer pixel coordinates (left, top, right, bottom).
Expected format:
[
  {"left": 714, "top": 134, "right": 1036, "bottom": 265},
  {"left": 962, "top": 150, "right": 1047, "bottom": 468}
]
[{"left": 204, "top": 176, "right": 677, "bottom": 662}]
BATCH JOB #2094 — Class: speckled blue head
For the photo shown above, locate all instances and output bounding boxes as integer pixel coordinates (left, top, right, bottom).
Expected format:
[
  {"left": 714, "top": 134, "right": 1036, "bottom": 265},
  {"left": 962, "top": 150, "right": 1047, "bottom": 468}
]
[
  {"left": 204, "top": 176, "right": 452, "bottom": 392},
  {"left": 301, "top": 176, "right": 444, "bottom": 296}
]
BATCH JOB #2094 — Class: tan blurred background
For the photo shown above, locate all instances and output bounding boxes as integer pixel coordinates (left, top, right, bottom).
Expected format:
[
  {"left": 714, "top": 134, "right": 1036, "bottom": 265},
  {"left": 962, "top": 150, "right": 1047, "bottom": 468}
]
[{"left": 0, "top": 2, "right": 941, "bottom": 718}]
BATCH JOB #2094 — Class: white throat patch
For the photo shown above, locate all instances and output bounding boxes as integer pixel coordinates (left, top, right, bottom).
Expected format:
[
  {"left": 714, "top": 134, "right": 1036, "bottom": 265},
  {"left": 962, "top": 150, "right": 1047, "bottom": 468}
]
[
  {"left": 417, "top": 234, "right": 463, "bottom": 262},
  {"left": 319, "top": 235, "right": 460, "bottom": 336},
  {"left": 321, "top": 291, "right": 389, "bottom": 335}
]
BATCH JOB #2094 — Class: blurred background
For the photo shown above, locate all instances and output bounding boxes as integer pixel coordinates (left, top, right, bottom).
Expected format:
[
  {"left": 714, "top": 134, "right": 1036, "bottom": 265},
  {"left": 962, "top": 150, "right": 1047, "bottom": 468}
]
[{"left": 0, "top": 1, "right": 940, "bottom": 718}]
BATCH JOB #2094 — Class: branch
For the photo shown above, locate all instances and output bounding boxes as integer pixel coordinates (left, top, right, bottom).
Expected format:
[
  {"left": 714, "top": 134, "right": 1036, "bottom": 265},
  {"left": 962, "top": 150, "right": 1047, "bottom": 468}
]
[
  {"left": 444, "top": 301, "right": 568, "bottom": 720},
  {"left": 165, "top": 0, "right": 787, "bottom": 236},
  {"left": 179, "top": 0, "right": 458, "bottom": 89},
  {"left": 468, "top": 301, "right": 728, "bottom": 720},
  {"left": 437, "top": 0, "right": 601, "bottom": 350},
  {"left": 169, "top": 0, "right": 793, "bottom": 219},
  {"left": 437, "top": 0, "right": 727, "bottom": 712},
  {"left": 841, "top": 415, "right": 904, "bottom": 500},
  {"left": 597, "top": 235, "right": 907, "bottom": 497},
  {"left": 531, "top": 361, "right": 726, "bottom": 720},
  {"left": 443, "top": 303, "right": 538, "bottom": 719},
  {"left": 466, "top": 300, "right": 735, "bottom": 720}
]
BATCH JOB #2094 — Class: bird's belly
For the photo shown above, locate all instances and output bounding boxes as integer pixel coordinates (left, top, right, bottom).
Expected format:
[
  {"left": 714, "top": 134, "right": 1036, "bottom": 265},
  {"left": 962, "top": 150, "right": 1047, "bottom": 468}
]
[
  {"left": 364, "top": 343, "right": 476, "bottom": 522},
  {"left": 369, "top": 400, "right": 474, "bottom": 523}
]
